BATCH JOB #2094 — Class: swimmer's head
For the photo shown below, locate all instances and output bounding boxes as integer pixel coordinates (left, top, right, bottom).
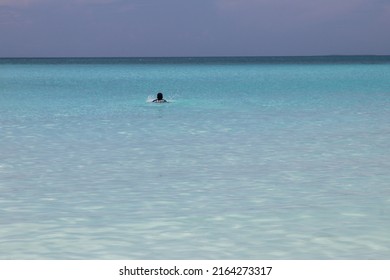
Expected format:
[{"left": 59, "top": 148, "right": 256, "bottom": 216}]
[{"left": 157, "top": 92, "right": 163, "bottom": 100}]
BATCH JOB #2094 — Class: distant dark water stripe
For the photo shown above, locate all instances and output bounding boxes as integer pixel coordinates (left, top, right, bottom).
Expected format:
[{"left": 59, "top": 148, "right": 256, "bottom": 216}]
[{"left": 1, "top": 55, "right": 390, "bottom": 65}]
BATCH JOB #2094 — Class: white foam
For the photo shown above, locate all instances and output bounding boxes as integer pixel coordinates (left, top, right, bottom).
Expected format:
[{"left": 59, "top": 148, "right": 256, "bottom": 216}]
[{"left": 146, "top": 95, "right": 155, "bottom": 103}]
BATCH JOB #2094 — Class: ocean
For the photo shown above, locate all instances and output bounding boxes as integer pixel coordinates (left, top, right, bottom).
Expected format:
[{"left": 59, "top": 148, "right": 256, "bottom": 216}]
[{"left": 1, "top": 56, "right": 389, "bottom": 259}]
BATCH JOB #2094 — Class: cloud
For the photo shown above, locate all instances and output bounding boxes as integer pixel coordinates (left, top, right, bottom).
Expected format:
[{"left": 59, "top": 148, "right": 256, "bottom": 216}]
[
  {"left": 75, "top": 0, "right": 117, "bottom": 3},
  {"left": 1, "top": 0, "right": 389, "bottom": 56},
  {"left": 211, "top": 0, "right": 390, "bottom": 55},
  {"left": 0, "top": 0, "right": 44, "bottom": 7},
  {"left": 0, "top": 0, "right": 134, "bottom": 24},
  {"left": 215, "top": 0, "right": 369, "bottom": 23},
  {"left": 214, "top": 0, "right": 390, "bottom": 37},
  {"left": 0, "top": 0, "right": 118, "bottom": 7}
]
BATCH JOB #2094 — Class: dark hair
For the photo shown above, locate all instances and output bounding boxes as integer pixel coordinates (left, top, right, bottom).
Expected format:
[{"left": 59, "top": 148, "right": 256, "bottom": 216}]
[{"left": 157, "top": 92, "right": 163, "bottom": 100}]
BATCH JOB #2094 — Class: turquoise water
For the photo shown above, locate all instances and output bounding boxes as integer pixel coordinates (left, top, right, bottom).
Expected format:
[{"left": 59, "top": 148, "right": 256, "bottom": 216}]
[{"left": 1, "top": 56, "right": 390, "bottom": 259}]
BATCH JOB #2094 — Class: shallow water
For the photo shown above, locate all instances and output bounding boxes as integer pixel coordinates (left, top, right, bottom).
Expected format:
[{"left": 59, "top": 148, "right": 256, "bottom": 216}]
[{"left": 1, "top": 56, "right": 390, "bottom": 259}]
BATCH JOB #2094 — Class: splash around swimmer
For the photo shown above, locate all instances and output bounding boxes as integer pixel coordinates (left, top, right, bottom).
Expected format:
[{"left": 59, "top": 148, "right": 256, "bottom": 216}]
[{"left": 152, "top": 92, "right": 168, "bottom": 103}]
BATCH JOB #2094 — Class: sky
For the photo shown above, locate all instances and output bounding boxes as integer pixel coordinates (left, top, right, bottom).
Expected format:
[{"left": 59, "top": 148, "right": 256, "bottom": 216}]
[{"left": 0, "top": 0, "right": 389, "bottom": 57}]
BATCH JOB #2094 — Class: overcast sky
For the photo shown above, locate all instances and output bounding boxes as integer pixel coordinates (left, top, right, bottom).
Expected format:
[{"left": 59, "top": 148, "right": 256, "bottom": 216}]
[{"left": 1, "top": 0, "right": 389, "bottom": 57}]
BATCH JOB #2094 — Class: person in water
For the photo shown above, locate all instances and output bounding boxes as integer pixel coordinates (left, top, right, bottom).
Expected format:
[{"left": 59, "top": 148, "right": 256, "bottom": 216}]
[{"left": 153, "top": 92, "right": 167, "bottom": 103}]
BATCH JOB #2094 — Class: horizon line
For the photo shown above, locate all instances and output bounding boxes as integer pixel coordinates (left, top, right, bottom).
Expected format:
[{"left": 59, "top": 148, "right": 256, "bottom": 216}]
[{"left": 1, "top": 54, "right": 390, "bottom": 59}]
